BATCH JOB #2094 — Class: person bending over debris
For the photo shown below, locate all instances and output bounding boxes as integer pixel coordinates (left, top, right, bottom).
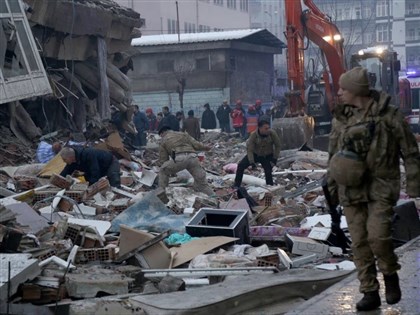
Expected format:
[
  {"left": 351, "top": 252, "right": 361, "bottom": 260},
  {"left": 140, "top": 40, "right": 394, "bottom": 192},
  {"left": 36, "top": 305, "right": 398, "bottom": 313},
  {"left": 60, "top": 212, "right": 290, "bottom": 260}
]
[
  {"left": 233, "top": 120, "right": 281, "bottom": 188},
  {"left": 327, "top": 67, "right": 420, "bottom": 312},
  {"left": 60, "top": 147, "right": 121, "bottom": 187},
  {"left": 158, "top": 125, "right": 214, "bottom": 196}
]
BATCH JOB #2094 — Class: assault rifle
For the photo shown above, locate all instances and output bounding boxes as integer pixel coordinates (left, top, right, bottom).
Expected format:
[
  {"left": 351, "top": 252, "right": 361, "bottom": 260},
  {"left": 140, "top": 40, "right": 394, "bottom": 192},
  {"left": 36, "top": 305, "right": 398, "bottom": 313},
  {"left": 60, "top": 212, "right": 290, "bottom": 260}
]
[{"left": 321, "top": 177, "right": 351, "bottom": 253}]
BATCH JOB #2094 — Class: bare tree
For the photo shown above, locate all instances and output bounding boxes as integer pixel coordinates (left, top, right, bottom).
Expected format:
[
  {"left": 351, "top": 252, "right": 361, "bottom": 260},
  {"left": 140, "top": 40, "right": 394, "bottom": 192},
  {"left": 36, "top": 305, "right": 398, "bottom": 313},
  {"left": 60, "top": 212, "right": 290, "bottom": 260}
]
[{"left": 173, "top": 58, "right": 195, "bottom": 109}]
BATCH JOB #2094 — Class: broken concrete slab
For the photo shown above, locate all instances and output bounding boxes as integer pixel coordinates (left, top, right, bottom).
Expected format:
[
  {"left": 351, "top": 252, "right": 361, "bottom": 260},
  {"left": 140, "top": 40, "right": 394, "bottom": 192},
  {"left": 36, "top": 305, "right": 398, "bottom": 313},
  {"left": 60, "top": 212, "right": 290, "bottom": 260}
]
[
  {"left": 285, "top": 234, "right": 329, "bottom": 259},
  {"left": 315, "top": 260, "right": 356, "bottom": 271},
  {"left": 129, "top": 269, "right": 352, "bottom": 315},
  {"left": 68, "top": 296, "right": 146, "bottom": 315},
  {"left": 0, "top": 253, "right": 41, "bottom": 302},
  {"left": 169, "top": 236, "right": 239, "bottom": 268},
  {"left": 109, "top": 192, "right": 190, "bottom": 234},
  {"left": 66, "top": 268, "right": 134, "bottom": 298},
  {"left": 5, "top": 203, "right": 49, "bottom": 234},
  {"left": 118, "top": 225, "right": 171, "bottom": 269}
]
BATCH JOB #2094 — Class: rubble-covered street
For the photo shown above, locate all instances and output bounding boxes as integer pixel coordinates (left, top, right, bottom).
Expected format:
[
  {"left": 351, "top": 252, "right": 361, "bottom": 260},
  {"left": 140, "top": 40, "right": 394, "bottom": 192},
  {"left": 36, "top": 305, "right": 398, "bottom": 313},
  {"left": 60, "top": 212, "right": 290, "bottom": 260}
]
[
  {"left": 1, "top": 128, "right": 419, "bottom": 314},
  {"left": 1, "top": 0, "right": 420, "bottom": 314}
]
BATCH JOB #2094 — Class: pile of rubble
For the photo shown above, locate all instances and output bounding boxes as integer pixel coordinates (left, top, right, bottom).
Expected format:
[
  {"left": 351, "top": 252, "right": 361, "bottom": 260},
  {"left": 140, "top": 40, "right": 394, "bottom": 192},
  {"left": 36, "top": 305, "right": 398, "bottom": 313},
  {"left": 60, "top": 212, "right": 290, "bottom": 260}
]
[{"left": 1, "top": 130, "right": 419, "bottom": 314}]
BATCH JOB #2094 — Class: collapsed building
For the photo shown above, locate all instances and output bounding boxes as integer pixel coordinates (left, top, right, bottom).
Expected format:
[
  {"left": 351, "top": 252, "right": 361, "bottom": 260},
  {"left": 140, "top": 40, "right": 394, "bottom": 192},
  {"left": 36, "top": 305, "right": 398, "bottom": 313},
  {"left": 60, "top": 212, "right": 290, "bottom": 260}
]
[{"left": 0, "top": 0, "right": 142, "bottom": 152}]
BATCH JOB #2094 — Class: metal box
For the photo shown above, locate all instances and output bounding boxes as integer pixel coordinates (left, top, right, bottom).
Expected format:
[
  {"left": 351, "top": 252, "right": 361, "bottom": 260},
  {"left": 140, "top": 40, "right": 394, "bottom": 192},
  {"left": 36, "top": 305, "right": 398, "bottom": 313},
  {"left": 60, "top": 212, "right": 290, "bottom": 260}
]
[{"left": 186, "top": 208, "right": 249, "bottom": 244}]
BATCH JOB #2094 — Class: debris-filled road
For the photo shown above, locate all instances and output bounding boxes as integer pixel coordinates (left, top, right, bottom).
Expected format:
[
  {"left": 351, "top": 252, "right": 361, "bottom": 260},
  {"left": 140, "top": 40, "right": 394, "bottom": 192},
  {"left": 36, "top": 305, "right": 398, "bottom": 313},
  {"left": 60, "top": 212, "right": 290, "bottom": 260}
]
[{"left": 1, "top": 129, "right": 419, "bottom": 314}]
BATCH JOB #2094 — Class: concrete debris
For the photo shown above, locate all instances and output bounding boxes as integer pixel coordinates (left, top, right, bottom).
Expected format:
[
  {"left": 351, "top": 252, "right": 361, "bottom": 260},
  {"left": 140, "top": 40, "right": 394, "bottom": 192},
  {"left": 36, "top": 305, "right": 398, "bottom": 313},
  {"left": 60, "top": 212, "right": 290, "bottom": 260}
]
[
  {"left": 66, "top": 268, "right": 134, "bottom": 298},
  {"left": 0, "top": 254, "right": 41, "bottom": 303}
]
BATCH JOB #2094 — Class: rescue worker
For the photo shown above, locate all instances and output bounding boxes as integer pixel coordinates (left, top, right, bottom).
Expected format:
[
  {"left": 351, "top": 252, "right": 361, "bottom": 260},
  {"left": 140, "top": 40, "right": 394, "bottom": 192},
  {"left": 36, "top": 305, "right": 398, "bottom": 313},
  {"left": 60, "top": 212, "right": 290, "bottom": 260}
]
[
  {"left": 327, "top": 67, "right": 420, "bottom": 311},
  {"left": 182, "top": 110, "right": 201, "bottom": 140},
  {"left": 60, "top": 146, "right": 121, "bottom": 187},
  {"left": 158, "top": 125, "right": 214, "bottom": 196},
  {"left": 233, "top": 120, "right": 281, "bottom": 188},
  {"left": 245, "top": 105, "right": 258, "bottom": 138},
  {"left": 231, "top": 100, "right": 246, "bottom": 138}
]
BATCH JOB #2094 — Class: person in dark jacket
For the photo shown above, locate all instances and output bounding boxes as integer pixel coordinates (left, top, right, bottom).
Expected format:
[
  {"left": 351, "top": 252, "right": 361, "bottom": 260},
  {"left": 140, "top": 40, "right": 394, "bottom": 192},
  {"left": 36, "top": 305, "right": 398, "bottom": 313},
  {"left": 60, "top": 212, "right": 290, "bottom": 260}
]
[
  {"left": 201, "top": 103, "right": 217, "bottom": 129},
  {"left": 133, "top": 105, "right": 148, "bottom": 146},
  {"left": 158, "top": 106, "right": 180, "bottom": 131},
  {"left": 233, "top": 120, "right": 281, "bottom": 188},
  {"left": 60, "top": 147, "right": 121, "bottom": 187},
  {"left": 182, "top": 110, "right": 201, "bottom": 140},
  {"left": 216, "top": 100, "right": 232, "bottom": 133}
]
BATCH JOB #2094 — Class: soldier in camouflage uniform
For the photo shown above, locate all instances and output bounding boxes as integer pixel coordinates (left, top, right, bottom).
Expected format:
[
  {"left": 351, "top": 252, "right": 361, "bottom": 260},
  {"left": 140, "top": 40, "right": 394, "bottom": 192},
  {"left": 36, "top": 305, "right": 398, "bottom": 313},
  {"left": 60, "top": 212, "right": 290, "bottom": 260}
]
[
  {"left": 158, "top": 126, "right": 214, "bottom": 196},
  {"left": 328, "top": 67, "right": 420, "bottom": 311}
]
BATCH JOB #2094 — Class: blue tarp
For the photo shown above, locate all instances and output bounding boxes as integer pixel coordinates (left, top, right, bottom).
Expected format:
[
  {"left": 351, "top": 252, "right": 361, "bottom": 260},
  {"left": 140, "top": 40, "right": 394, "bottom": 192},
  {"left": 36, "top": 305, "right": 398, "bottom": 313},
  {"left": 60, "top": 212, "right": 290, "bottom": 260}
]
[{"left": 109, "top": 192, "right": 190, "bottom": 233}]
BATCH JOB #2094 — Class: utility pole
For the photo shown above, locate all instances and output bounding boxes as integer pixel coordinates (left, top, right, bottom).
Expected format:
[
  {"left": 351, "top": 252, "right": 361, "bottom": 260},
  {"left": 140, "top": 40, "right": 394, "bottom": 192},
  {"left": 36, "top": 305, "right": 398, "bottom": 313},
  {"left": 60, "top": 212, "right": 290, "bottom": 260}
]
[{"left": 176, "top": 1, "right": 180, "bottom": 43}]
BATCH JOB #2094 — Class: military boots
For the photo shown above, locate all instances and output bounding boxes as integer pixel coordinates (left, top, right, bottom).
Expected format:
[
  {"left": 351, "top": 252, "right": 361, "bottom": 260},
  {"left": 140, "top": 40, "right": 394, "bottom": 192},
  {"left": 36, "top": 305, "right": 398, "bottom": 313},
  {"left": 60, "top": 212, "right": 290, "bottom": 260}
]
[
  {"left": 356, "top": 291, "right": 381, "bottom": 311},
  {"left": 384, "top": 273, "right": 401, "bottom": 304}
]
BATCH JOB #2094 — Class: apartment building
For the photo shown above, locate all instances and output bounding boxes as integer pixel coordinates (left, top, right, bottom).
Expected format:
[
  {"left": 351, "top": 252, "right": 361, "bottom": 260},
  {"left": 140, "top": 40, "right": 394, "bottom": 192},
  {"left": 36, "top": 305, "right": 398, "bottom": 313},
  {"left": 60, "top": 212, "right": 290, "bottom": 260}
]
[
  {"left": 312, "top": 0, "right": 420, "bottom": 73},
  {"left": 115, "top": 0, "right": 251, "bottom": 35},
  {"left": 249, "top": 0, "right": 287, "bottom": 81}
]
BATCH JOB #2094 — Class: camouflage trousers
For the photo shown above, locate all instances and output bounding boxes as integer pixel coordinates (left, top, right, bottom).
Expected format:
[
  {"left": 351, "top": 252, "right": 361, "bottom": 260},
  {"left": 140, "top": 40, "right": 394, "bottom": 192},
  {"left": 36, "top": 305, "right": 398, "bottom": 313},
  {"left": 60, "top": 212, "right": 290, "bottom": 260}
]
[
  {"left": 344, "top": 200, "right": 400, "bottom": 293},
  {"left": 159, "top": 153, "right": 214, "bottom": 196}
]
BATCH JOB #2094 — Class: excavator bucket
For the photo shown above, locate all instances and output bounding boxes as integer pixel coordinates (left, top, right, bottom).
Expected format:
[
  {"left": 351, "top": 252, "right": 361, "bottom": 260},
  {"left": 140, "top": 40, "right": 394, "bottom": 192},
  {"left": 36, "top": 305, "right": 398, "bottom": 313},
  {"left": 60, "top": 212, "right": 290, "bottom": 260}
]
[{"left": 271, "top": 116, "right": 315, "bottom": 150}]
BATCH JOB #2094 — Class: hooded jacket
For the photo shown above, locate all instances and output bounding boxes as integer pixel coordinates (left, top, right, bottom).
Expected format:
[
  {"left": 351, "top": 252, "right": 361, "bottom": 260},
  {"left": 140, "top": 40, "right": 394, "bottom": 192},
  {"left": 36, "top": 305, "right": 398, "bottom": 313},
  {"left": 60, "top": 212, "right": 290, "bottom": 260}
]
[{"left": 328, "top": 90, "right": 420, "bottom": 206}]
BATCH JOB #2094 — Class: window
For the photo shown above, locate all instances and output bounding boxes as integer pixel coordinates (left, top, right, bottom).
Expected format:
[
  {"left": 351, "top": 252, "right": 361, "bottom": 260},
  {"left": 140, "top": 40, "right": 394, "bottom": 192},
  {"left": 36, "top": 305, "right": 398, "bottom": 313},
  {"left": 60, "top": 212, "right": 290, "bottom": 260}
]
[
  {"left": 364, "top": 32, "right": 373, "bottom": 44},
  {"left": 196, "top": 57, "right": 209, "bottom": 71},
  {"left": 157, "top": 60, "right": 174, "bottom": 73},
  {"left": 355, "top": 7, "right": 361, "bottom": 19},
  {"left": 336, "top": 8, "right": 342, "bottom": 21},
  {"left": 214, "top": 0, "right": 223, "bottom": 6},
  {"left": 198, "top": 25, "right": 210, "bottom": 32},
  {"left": 184, "top": 22, "right": 196, "bottom": 33},
  {"left": 227, "top": 0, "right": 236, "bottom": 9},
  {"left": 344, "top": 8, "right": 350, "bottom": 20},
  {"left": 239, "top": 0, "right": 248, "bottom": 12},
  {"left": 167, "top": 19, "right": 177, "bottom": 34},
  {"left": 408, "top": 28, "right": 415, "bottom": 40},
  {"left": 376, "top": 24, "right": 389, "bottom": 42},
  {"left": 376, "top": 1, "right": 389, "bottom": 17},
  {"left": 363, "top": 6, "right": 372, "bottom": 19}
]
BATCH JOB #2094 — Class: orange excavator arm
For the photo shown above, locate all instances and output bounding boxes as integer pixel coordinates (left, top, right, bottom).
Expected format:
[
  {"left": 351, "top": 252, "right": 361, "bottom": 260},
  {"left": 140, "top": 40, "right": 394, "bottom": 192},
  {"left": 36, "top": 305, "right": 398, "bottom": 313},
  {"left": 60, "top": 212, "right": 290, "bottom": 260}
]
[{"left": 285, "top": 0, "right": 346, "bottom": 113}]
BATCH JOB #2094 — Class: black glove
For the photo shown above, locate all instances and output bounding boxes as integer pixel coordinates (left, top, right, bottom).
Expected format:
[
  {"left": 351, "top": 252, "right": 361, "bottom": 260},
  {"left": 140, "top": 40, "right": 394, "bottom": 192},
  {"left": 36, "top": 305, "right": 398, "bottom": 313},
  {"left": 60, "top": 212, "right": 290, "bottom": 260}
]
[{"left": 250, "top": 163, "right": 257, "bottom": 170}]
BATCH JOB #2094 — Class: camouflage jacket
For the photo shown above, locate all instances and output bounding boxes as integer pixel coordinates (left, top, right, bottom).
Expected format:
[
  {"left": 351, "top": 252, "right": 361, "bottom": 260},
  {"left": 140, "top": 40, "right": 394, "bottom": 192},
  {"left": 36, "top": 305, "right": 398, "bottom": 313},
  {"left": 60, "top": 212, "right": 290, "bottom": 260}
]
[
  {"left": 247, "top": 129, "right": 281, "bottom": 163},
  {"left": 328, "top": 90, "right": 420, "bottom": 206},
  {"left": 159, "top": 131, "right": 207, "bottom": 165}
]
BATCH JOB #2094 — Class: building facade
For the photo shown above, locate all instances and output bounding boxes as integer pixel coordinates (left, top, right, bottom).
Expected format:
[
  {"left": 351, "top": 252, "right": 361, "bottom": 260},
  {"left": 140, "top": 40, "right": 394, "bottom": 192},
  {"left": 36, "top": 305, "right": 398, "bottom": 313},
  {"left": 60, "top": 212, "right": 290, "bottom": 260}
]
[
  {"left": 248, "top": 0, "right": 288, "bottom": 100},
  {"left": 115, "top": 0, "right": 251, "bottom": 35},
  {"left": 128, "top": 29, "right": 284, "bottom": 116},
  {"left": 311, "top": 0, "right": 420, "bottom": 74}
]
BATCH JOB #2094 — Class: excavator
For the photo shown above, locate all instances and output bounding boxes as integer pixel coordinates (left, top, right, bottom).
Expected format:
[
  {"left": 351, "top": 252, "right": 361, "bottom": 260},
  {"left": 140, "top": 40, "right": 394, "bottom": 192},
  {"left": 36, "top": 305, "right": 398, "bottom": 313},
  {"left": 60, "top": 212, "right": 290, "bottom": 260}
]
[
  {"left": 272, "top": 0, "right": 346, "bottom": 148},
  {"left": 276, "top": 0, "right": 415, "bottom": 139}
]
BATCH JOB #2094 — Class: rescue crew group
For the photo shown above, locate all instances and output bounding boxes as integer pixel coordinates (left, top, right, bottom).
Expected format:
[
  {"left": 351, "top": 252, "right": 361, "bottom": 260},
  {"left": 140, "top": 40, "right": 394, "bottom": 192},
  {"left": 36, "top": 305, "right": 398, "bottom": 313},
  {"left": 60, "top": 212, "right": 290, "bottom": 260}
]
[{"left": 58, "top": 67, "right": 419, "bottom": 312}]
